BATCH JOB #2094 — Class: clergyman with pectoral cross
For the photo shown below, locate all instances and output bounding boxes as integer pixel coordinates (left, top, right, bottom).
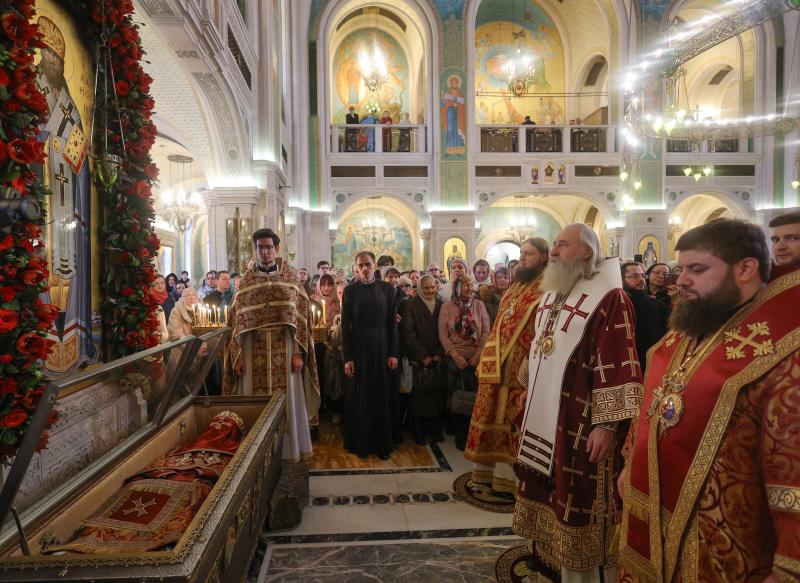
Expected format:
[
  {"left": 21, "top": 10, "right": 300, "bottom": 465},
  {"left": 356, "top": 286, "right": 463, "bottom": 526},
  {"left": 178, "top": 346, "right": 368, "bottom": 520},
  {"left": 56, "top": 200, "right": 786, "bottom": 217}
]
[{"left": 513, "top": 224, "right": 643, "bottom": 582}]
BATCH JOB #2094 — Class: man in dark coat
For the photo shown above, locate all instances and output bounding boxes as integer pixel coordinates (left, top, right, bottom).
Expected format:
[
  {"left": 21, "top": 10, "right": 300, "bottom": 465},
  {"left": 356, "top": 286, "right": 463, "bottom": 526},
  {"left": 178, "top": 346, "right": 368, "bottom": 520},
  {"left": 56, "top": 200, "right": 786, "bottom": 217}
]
[
  {"left": 402, "top": 274, "right": 445, "bottom": 444},
  {"left": 342, "top": 251, "right": 400, "bottom": 459},
  {"left": 621, "top": 261, "right": 668, "bottom": 373}
]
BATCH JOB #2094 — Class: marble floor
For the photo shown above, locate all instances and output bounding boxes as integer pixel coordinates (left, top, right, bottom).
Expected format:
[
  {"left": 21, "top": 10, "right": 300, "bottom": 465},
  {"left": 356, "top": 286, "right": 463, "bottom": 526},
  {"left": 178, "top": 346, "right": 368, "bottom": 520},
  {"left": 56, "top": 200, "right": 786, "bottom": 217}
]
[{"left": 250, "top": 429, "right": 523, "bottom": 582}]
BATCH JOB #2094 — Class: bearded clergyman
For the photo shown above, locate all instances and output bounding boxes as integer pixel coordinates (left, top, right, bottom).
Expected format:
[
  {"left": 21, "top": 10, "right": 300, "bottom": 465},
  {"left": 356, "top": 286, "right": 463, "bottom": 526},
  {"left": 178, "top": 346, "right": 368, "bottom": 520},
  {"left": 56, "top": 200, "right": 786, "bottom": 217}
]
[
  {"left": 618, "top": 219, "right": 800, "bottom": 582},
  {"left": 464, "top": 237, "right": 548, "bottom": 495},
  {"left": 513, "top": 223, "right": 643, "bottom": 582}
]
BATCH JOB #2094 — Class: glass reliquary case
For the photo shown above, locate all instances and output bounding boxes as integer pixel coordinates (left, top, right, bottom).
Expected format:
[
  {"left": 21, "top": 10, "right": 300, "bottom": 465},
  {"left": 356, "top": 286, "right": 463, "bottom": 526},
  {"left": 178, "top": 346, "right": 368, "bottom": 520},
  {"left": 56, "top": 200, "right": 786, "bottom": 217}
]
[{"left": 0, "top": 329, "right": 285, "bottom": 582}]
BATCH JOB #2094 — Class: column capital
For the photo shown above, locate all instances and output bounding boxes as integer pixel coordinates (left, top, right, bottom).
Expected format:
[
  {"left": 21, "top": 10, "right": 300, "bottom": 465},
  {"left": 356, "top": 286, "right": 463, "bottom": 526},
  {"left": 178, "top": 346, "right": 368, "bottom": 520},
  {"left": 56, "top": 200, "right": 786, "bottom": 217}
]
[{"left": 202, "top": 186, "right": 264, "bottom": 208}]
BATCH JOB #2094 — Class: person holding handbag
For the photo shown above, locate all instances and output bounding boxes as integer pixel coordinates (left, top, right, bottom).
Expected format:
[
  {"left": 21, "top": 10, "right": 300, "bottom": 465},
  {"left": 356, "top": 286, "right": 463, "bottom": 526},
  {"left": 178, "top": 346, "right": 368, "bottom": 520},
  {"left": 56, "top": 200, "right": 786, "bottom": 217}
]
[
  {"left": 402, "top": 275, "right": 446, "bottom": 445},
  {"left": 438, "top": 273, "right": 490, "bottom": 450}
]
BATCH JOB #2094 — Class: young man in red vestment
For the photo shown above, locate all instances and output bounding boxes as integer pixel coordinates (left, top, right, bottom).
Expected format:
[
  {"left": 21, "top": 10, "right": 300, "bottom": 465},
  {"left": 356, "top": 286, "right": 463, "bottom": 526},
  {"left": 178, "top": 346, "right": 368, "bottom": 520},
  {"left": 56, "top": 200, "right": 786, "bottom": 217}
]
[
  {"left": 618, "top": 219, "right": 800, "bottom": 583},
  {"left": 513, "top": 224, "right": 643, "bottom": 582}
]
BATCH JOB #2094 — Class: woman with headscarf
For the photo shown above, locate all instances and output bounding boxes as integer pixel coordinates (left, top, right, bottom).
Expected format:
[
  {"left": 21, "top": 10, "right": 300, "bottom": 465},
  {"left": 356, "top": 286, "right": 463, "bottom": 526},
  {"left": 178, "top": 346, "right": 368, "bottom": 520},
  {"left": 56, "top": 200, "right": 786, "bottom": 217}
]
[
  {"left": 479, "top": 266, "right": 511, "bottom": 326},
  {"left": 438, "top": 257, "right": 469, "bottom": 301},
  {"left": 311, "top": 273, "right": 342, "bottom": 419},
  {"left": 438, "top": 273, "right": 490, "bottom": 450},
  {"left": 402, "top": 275, "right": 445, "bottom": 444}
]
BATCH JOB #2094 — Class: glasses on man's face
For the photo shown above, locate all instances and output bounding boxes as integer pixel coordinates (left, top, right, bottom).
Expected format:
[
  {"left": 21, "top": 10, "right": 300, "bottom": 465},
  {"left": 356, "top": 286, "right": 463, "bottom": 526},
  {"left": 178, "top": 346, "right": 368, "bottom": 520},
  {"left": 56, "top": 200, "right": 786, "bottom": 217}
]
[{"left": 400, "top": 284, "right": 412, "bottom": 289}]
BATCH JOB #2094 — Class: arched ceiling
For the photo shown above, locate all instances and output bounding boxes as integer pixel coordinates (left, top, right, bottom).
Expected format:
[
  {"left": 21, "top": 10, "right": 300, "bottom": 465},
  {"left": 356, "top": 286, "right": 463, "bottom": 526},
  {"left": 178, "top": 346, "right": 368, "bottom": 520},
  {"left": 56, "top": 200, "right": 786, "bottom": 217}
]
[{"left": 135, "top": 11, "right": 215, "bottom": 179}]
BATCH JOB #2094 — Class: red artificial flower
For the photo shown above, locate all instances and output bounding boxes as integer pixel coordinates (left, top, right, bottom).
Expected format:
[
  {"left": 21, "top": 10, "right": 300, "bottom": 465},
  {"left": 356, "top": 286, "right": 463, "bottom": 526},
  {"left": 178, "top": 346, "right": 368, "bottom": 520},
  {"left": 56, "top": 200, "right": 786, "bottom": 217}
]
[
  {"left": 121, "top": 26, "right": 138, "bottom": 44},
  {"left": 0, "top": 286, "right": 15, "bottom": 303},
  {"left": 32, "top": 299, "right": 58, "bottom": 322},
  {"left": 0, "top": 234, "right": 12, "bottom": 251},
  {"left": 0, "top": 378, "right": 18, "bottom": 394},
  {"left": 115, "top": 80, "right": 130, "bottom": 96},
  {"left": 21, "top": 268, "right": 46, "bottom": 286},
  {"left": 0, "top": 354, "right": 12, "bottom": 364},
  {"left": 0, "top": 69, "right": 9, "bottom": 87},
  {"left": 0, "top": 308, "right": 18, "bottom": 333},
  {"left": 9, "top": 47, "right": 32, "bottom": 66},
  {"left": 7, "top": 139, "right": 42, "bottom": 164},
  {"left": 16, "top": 332, "right": 53, "bottom": 361},
  {"left": 120, "top": 286, "right": 135, "bottom": 297},
  {"left": 0, "top": 409, "right": 27, "bottom": 428}
]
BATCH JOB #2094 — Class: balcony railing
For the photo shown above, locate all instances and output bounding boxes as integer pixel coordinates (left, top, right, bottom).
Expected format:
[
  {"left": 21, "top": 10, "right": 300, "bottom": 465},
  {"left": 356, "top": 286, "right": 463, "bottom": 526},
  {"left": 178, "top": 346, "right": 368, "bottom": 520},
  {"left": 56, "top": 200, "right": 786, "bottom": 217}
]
[
  {"left": 666, "top": 138, "right": 743, "bottom": 153},
  {"left": 478, "top": 125, "right": 615, "bottom": 154},
  {"left": 330, "top": 124, "right": 427, "bottom": 154}
]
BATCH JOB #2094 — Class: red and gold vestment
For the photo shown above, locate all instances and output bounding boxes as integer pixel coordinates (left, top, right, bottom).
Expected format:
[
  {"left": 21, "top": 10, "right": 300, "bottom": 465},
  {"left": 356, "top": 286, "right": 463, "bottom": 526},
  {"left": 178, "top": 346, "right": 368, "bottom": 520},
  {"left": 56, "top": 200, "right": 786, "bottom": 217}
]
[
  {"left": 464, "top": 279, "right": 542, "bottom": 492},
  {"left": 514, "top": 260, "right": 644, "bottom": 572},
  {"left": 619, "top": 270, "right": 800, "bottom": 583}
]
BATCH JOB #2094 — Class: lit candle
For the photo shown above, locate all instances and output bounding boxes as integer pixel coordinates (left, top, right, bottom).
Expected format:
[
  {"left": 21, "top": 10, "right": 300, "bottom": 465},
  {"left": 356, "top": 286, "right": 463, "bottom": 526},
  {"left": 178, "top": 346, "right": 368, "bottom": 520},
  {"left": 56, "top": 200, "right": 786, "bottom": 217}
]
[
  {"left": 215, "top": 306, "right": 220, "bottom": 326},
  {"left": 224, "top": 306, "right": 229, "bottom": 325},
  {"left": 322, "top": 299, "right": 327, "bottom": 326},
  {"left": 194, "top": 304, "right": 197, "bottom": 324}
]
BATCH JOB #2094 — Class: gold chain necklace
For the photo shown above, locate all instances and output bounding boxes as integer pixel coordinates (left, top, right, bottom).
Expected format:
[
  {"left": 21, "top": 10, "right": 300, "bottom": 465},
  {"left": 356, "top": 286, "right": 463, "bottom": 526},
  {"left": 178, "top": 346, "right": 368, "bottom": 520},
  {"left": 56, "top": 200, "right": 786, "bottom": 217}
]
[
  {"left": 533, "top": 292, "right": 567, "bottom": 357},
  {"left": 646, "top": 325, "right": 726, "bottom": 437}
]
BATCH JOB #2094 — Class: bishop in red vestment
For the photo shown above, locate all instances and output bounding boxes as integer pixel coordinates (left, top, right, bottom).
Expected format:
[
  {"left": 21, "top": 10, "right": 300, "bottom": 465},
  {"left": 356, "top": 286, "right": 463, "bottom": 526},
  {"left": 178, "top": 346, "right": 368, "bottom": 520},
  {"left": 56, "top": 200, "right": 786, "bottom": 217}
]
[
  {"left": 619, "top": 219, "right": 800, "bottom": 583},
  {"left": 514, "top": 224, "right": 643, "bottom": 582}
]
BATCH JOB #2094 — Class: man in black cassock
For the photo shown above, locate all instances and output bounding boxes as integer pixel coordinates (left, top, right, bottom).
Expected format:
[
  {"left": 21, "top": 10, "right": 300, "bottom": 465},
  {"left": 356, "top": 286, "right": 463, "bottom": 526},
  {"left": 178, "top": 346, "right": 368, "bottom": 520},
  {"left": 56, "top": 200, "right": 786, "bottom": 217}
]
[{"left": 342, "top": 251, "right": 400, "bottom": 459}]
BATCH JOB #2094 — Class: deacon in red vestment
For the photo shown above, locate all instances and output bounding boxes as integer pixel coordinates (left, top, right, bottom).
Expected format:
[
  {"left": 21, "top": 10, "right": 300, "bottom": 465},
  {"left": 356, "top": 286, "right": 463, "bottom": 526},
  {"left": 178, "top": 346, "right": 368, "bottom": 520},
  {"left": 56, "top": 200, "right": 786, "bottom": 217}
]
[
  {"left": 514, "top": 224, "right": 643, "bottom": 582},
  {"left": 465, "top": 237, "right": 548, "bottom": 494},
  {"left": 222, "top": 228, "right": 320, "bottom": 462},
  {"left": 619, "top": 219, "right": 800, "bottom": 583}
]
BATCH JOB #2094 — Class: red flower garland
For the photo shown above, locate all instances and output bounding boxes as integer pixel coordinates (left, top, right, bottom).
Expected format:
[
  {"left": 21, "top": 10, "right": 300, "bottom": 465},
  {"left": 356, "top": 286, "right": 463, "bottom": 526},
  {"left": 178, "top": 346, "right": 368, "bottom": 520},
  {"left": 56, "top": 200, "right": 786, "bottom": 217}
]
[
  {"left": 0, "top": 0, "right": 57, "bottom": 459},
  {"left": 72, "top": 0, "right": 161, "bottom": 358},
  {"left": 0, "top": 0, "right": 160, "bottom": 459}
]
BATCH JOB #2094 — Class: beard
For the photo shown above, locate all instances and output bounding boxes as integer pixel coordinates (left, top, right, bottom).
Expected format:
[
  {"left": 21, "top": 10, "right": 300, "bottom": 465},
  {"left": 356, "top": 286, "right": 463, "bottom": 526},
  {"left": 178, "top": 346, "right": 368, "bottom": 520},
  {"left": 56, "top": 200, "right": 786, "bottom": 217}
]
[
  {"left": 514, "top": 264, "right": 544, "bottom": 284},
  {"left": 624, "top": 285, "right": 646, "bottom": 297},
  {"left": 541, "top": 256, "right": 587, "bottom": 295},
  {"left": 668, "top": 269, "right": 741, "bottom": 338}
]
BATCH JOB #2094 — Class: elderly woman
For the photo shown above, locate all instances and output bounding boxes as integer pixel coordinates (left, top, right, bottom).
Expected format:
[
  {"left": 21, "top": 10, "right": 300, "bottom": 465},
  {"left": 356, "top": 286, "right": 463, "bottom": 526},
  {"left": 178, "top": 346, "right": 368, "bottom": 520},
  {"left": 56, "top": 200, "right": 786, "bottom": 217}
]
[
  {"left": 438, "top": 273, "right": 490, "bottom": 450},
  {"left": 438, "top": 257, "right": 469, "bottom": 301},
  {"left": 402, "top": 275, "right": 445, "bottom": 445},
  {"left": 479, "top": 266, "right": 510, "bottom": 326},
  {"left": 168, "top": 287, "right": 198, "bottom": 341}
]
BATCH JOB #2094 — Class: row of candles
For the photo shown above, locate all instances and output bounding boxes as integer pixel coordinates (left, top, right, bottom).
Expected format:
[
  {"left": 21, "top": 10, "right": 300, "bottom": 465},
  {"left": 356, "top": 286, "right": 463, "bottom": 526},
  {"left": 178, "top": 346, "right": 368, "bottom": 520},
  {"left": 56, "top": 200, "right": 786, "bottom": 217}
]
[
  {"left": 193, "top": 302, "right": 229, "bottom": 327},
  {"left": 311, "top": 299, "right": 327, "bottom": 328}
]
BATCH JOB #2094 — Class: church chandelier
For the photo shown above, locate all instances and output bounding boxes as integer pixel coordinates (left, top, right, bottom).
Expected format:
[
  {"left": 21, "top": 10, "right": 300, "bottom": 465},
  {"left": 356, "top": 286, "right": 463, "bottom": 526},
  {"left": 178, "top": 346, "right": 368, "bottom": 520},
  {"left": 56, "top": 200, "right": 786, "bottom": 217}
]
[
  {"left": 357, "top": 9, "right": 389, "bottom": 102},
  {"left": 621, "top": 0, "right": 800, "bottom": 142},
  {"left": 497, "top": 0, "right": 540, "bottom": 97},
  {"left": 159, "top": 154, "right": 204, "bottom": 234},
  {"left": 356, "top": 196, "right": 393, "bottom": 246},
  {"left": 506, "top": 195, "right": 538, "bottom": 244}
]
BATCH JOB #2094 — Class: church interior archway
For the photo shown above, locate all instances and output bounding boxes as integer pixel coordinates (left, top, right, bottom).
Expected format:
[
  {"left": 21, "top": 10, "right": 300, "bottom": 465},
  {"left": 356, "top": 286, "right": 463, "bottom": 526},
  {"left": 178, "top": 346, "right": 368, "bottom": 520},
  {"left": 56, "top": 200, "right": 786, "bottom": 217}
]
[
  {"left": 667, "top": 192, "right": 746, "bottom": 260},
  {"left": 327, "top": 2, "right": 430, "bottom": 124},
  {"left": 333, "top": 195, "right": 422, "bottom": 273}
]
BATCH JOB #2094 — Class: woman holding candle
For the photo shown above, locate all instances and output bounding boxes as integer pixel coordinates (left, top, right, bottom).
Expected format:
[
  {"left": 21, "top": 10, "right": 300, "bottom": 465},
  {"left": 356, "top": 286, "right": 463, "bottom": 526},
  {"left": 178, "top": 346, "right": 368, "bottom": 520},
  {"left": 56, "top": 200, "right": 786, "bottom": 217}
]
[{"left": 311, "top": 274, "right": 342, "bottom": 420}]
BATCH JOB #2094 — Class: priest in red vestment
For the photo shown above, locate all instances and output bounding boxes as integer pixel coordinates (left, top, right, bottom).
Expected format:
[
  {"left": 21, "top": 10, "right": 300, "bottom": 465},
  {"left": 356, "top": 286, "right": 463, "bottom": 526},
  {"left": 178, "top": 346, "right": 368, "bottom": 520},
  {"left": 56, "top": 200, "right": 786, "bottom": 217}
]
[
  {"left": 464, "top": 237, "right": 548, "bottom": 494},
  {"left": 618, "top": 219, "right": 800, "bottom": 583},
  {"left": 222, "top": 228, "right": 320, "bottom": 461},
  {"left": 513, "top": 224, "right": 643, "bottom": 582}
]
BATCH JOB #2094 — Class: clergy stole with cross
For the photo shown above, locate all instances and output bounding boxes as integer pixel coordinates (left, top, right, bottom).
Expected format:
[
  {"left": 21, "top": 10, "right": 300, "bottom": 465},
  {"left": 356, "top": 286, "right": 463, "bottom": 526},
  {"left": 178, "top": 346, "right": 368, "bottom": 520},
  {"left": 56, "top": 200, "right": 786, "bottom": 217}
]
[
  {"left": 42, "top": 89, "right": 88, "bottom": 282},
  {"left": 518, "top": 259, "right": 642, "bottom": 479}
]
